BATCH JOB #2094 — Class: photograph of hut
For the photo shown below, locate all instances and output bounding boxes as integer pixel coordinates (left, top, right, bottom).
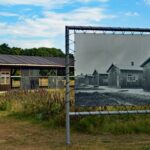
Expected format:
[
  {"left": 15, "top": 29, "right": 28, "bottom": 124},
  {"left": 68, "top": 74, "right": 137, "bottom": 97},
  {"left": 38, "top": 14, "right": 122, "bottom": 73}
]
[
  {"left": 0, "top": 54, "right": 74, "bottom": 91},
  {"left": 107, "top": 63, "right": 143, "bottom": 88},
  {"left": 141, "top": 57, "right": 150, "bottom": 91},
  {"left": 75, "top": 33, "right": 150, "bottom": 107},
  {"left": 75, "top": 70, "right": 108, "bottom": 88},
  {"left": 99, "top": 73, "right": 108, "bottom": 86}
]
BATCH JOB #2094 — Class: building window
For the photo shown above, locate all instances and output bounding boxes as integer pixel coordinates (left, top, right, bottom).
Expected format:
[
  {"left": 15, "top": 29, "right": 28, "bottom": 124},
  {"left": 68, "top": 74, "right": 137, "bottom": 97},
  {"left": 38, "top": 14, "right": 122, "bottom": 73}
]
[
  {"left": 127, "top": 74, "right": 137, "bottom": 82},
  {"left": 0, "top": 71, "right": 10, "bottom": 85}
]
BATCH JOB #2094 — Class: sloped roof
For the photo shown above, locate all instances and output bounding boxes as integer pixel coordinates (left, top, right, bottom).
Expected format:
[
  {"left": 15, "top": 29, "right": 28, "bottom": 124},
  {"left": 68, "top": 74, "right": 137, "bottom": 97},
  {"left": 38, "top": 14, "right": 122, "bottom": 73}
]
[
  {"left": 107, "top": 63, "right": 143, "bottom": 72},
  {"left": 99, "top": 73, "right": 108, "bottom": 76},
  {"left": 45, "top": 57, "right": 74, "bottom": 66},
  {"left": 92, "top": 69, "right": 99, "bottom": 75},
  {"left": 140, "top": 57, "right": 150, "bottom": 67},
  {"left": 0, "top": 54, "right": 74, "bottom": 67}
]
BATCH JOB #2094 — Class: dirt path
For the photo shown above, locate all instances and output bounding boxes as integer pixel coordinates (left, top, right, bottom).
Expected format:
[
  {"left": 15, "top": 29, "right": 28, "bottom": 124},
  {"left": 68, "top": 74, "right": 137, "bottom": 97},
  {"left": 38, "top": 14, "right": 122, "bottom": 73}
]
[{"left": 0, "top": 112, "right": 150, "bottom": 150}]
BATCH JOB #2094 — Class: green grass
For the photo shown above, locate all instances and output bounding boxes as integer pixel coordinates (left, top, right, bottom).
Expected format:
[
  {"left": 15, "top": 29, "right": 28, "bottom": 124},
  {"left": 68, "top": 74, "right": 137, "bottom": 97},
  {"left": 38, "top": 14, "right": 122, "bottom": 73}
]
[
  {"left": 0, "top": 88, "right": 150, "bottom": 150},
  {"left": 71, "top": 114, "right": 150, "bottom": 135},
  {"left": 1, "top": 111, "right": 150, "bottom": 150},
  {"left": 1, "top": 89, "right": 150, "bottom": 137}
]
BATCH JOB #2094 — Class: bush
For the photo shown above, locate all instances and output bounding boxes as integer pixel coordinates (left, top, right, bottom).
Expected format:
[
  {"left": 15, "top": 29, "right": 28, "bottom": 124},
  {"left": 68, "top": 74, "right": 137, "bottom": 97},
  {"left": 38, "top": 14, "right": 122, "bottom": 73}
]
[
  {"left": 0, "top": 89, "right": 66, "bottom": 121},
  {"left": 0, "top": 98, "right": 10, "bottom": 111},
  {"left": 1, "top": 89, "right": 150, "bottom": 135}
]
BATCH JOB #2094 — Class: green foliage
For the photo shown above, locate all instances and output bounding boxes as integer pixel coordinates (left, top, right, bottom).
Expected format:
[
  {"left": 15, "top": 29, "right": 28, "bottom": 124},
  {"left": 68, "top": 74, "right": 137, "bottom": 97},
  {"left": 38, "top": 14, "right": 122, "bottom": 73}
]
[
  {"left": 72, "top": 114, "right": 150, "bottom": 135},
  {"left": 0, "top": 43, "right": 66, "bottom": 57},
  {"left": 23, "top": 47, "right": 65, "bottom": 57},
  {"left": 0, "top": 89, "right": 66, "bottom": 126},
  {"left": 39, "top": 69, "right": 57, "bottom": 76},
  {"left": 0, "top": 94, "right": 12, "bottom": 111},
  {"left": 1, "top": 89, "right": 150, "bottom": 135},
  {"left": 0, "top": 98, "right": 10, "bottom": 111},
  {"left": 0, "top": 43, "right": 11, "bottom": 54}
]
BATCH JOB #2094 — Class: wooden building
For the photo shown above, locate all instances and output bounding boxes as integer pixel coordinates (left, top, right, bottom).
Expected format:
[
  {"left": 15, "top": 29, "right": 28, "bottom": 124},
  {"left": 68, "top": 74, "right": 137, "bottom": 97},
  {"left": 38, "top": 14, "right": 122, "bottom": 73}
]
[
  {"left": 141, "top": 58, "right": 150, "bottom": 91},
  {"left": 75, "top": 74, "right": 93, "bottom": 88},
  {"left": 75, "top": 70, "right": 108, "bottom": 88},
  {"left": 99, "top": 73, "right": 108, "bottom": 86},
  {"left": 93, "top": 70, "right": 108, "bottom": 86},
  {"left": 0, "top": 54, "right": 74, "bottom": 91},
  {"left": 93, "top": 70, "right": 99, "bottom": 87},
  {"left": 85, "top": 74, "right": 93, "bottom": 85},
  {"left": 107, "top": 63, "right": 143, "bottom": 88}
]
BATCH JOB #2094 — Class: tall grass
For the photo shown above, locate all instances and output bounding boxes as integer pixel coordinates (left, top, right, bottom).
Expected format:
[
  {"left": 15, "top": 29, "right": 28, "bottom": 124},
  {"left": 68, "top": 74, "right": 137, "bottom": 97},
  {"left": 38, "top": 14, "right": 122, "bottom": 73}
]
[
  {"left": 72, "top": 114, "right": 150, "bottom": 134},
  {"left": 0, "top": 89, "right": 69, "bottom": 126},
  {"left": 1, "top": 89, "right": 150, "bottom": 134}
]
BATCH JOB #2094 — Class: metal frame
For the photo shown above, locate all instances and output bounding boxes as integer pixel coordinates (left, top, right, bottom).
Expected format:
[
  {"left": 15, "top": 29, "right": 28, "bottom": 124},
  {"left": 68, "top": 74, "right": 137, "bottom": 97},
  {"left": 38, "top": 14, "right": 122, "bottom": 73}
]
[
  {"left": 65, "top": 25, "right": 150, "bottom": 145},
  {"left": 70, "top": 110, "right": 150, "bottom": 116},
  {"left": 65, "top": 26, "right": 70, "bottom": 145}
]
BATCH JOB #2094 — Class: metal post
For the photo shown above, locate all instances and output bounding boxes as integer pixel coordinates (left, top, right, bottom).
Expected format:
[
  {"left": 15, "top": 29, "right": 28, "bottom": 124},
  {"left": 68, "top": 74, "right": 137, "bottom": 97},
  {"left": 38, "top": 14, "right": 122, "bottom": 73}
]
[
  {"left": 69, "top": 110, "right": 150, "bottom": 116},
  {"left": 65, "top": 26, "right": 71, "bottom": 145}
]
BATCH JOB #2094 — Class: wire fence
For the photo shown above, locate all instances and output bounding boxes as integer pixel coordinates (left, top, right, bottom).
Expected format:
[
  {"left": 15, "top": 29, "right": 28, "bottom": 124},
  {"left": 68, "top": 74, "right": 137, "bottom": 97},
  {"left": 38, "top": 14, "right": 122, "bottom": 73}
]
[{"left": 11, "top": 76, "right": 68, "bottom": 89}]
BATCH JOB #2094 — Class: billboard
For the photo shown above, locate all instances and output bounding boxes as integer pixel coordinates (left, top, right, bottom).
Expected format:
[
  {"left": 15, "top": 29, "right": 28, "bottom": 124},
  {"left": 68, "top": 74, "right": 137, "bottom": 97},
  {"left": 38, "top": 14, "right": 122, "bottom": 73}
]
[{"left": 75, "top": 33, "right": 150, "bottom": 106}]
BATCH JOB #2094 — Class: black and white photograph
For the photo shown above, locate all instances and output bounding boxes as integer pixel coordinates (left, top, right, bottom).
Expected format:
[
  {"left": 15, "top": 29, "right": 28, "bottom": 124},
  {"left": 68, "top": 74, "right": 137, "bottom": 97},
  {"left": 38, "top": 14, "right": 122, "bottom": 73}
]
[{"left": 75, "top": 33, "right": 150, "bottom": 106}]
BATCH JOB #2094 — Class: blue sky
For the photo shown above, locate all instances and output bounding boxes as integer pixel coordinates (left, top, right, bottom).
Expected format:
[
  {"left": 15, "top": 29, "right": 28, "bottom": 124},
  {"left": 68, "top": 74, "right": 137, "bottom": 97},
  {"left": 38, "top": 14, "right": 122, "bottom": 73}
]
[{"left": 0, "top": 0, "right": 150, "bottom": 51}]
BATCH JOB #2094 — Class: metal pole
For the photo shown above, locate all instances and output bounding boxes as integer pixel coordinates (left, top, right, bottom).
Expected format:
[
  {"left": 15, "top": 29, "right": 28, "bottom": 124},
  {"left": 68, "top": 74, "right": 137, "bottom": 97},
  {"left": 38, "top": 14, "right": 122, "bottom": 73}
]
[
  {"left": 65, "top": 26, "right": 71, "bottom": 145},
  {"left": 69, "top": 110, "right": 150, "bottom": 116},
  {"left": 65, "top": 26, "right": 150, "bottom": 32}
]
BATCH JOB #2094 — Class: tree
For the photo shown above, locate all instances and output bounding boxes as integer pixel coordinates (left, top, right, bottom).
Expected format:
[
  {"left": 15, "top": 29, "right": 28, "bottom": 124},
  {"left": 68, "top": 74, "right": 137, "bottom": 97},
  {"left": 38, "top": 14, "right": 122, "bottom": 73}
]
[
  {"left": 0, "top": 43, "right": 65, "bottom": 57},
  {"left": 11, "top": 47, "right": 23, "bottom": 55},
  {"left": 0, "top": 43, "right": 74, "bottom": 58},
  {"left": 0, "top": 43, "right": 11, "bottom": 54}
]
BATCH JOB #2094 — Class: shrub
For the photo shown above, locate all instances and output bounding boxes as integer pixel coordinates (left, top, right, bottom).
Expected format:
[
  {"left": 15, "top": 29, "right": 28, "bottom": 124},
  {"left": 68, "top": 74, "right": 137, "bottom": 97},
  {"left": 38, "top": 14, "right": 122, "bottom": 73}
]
[
  {"left": 1, "top": 89, "right": 150, "bottom": 135},
  {"left": 0, "top": 89, "right": 66, "bottom": 120}
]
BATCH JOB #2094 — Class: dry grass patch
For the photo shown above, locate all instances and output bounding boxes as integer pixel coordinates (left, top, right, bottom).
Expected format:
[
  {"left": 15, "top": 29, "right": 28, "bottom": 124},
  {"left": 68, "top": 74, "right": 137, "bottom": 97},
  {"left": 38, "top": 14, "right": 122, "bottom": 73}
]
[{"left": 0, "top": 112, "right": 150, "bottom": 150}]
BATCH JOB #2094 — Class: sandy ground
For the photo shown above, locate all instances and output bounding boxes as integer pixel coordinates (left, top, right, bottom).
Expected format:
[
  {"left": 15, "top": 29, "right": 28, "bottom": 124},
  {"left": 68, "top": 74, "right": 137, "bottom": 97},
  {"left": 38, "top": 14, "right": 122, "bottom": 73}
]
[
  {"left": 76, "top": 86, "right": 150, "bottom": 96},
  {"left": 75, "top": 86, "right": 150, "bottom": 106}
]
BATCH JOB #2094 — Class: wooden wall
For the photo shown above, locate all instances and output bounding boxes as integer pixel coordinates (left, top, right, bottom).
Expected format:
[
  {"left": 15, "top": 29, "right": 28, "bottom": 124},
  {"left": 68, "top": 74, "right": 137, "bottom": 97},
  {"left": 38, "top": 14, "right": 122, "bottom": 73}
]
[
  {"left": 108, "top": 66, "right": 120, "bottom": 88},
  {"left": 0, "top": 67, "right": 11, "bottom": 91},
  {"left": 99, "top": 74, "right": 108, "bottom": 86},
  {"left": 108, "top": 67, "right": 143, "bottom": 88},
  {"left": 143, "top": 66, "right": 150, "bottom": 91},
  {"left": 120, "top": 70, "right": 143, "bottom": 88}
]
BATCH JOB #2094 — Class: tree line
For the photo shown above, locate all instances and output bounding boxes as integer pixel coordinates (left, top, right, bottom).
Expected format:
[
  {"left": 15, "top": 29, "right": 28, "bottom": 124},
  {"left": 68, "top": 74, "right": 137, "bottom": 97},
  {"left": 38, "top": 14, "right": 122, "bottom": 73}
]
[{"left": 0, "top": 43, "right": 73, "bottom": 58}]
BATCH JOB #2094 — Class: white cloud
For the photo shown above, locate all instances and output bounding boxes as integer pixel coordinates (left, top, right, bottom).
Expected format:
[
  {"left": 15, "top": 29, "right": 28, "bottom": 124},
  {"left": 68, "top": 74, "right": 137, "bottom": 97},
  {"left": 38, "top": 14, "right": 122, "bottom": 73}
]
[
  {"left": 0, "top": 7, "right": 115, "bottom": 38},
  {"left": 0, "top": 12, "right": 19, "bottom": 17},
  {"left": 125, "top": 12, "right": 139, "bottom": 17},
  {"left": 78, "top": 0, "right": 108, "bottom": 2},
  {"left": 0, "top": 0, "right": 109, "bottom": 8},
  {"left": 0, "top": 38, "right": 54, "bottom": 48},
  {"left": 68, "top": 7, "right": 113, "bottom": 22},
  {"left": 0, "top": 7, "right": 115, "bottom": 49},
  {"left": 0, "top": 0, "right": 70, "bottom": 8},
  {"left": 144, "top": 0, "right": 150, "bottom": 5}
]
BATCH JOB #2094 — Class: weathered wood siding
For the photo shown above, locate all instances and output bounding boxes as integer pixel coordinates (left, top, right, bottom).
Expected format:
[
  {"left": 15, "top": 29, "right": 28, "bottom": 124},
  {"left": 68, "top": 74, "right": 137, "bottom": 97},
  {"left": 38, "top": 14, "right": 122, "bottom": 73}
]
[
  {"left": 0, "top": 67, "right": 11, "bottom": 91},
  {"left": 93, "top": 73, "right": 99, "bottom": 87},
  {"left": 99, "top": 74, "right": 108, "bottom": 86},
  {"left": 119, "top": 70, "right": 143, "bottom": 88},
  {"left": 108, "top": 66, "right": 120, "bottom": 88},
  {"left": 108, "top": 66, "right": 143, "bottom": 88},
  {"left": 143, "top": 64, "right": 150, "bottom": 91}
]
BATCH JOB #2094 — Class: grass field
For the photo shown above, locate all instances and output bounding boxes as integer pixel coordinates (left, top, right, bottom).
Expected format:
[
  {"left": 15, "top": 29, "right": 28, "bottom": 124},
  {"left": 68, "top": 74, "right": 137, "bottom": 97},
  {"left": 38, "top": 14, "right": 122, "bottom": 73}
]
[
  {"left": 0, "top": 89, "right": 150, "bottom": 149},
  {"left": 0, "top": 111, "right": 150, "bottom": 150}
]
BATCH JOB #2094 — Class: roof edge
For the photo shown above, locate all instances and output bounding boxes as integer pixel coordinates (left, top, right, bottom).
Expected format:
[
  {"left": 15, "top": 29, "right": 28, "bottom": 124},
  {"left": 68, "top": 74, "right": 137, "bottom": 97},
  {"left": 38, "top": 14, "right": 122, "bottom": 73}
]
[
  {"left": 0, "top": 63, "right": 74, "bottom": 67},
  {"left": 107, "top": 63, "right": 115, "bottom": 72},
  {"left": 140, "top": 57, "right": 150, "bottom": 67}
]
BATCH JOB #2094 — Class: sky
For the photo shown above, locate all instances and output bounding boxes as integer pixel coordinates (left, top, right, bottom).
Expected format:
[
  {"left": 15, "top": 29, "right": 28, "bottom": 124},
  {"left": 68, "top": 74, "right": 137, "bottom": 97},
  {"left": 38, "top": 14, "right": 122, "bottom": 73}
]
[
  {"left": 0, "top": 0, "right": 150, "bottom": 51},
  {"left": 75, "top": 33, "right": 150, "bottom": 75}
]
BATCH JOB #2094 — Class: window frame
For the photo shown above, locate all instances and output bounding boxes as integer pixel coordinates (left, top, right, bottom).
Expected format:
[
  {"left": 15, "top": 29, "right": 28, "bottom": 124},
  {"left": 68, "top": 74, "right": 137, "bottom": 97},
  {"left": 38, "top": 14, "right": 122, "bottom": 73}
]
[{"left": 0, "top": 71, "right": 10, "bottom": 85}]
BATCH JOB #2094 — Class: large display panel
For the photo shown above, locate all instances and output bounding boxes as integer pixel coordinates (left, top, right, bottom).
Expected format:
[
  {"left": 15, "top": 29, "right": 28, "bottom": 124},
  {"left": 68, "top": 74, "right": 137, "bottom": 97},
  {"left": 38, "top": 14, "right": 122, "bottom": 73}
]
[{"left": 75, "top": 33, "right": 150, "bottom": 106}]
